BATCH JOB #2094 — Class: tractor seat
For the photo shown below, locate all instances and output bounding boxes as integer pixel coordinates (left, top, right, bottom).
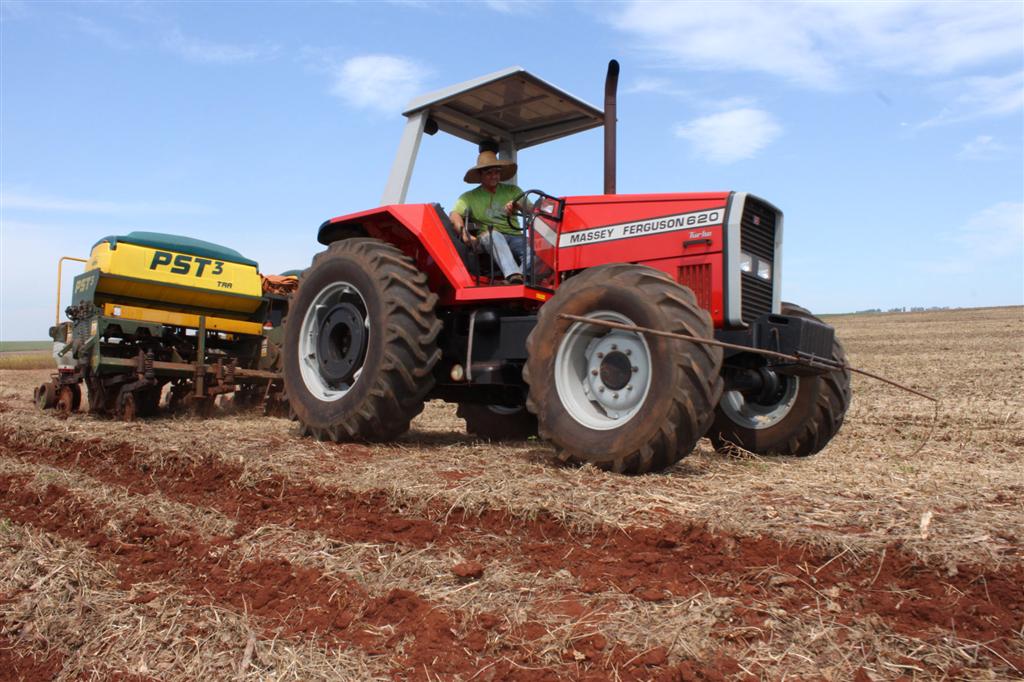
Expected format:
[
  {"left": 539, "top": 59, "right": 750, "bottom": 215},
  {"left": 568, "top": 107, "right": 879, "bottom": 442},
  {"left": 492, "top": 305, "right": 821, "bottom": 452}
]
[{"left": 432, "top": 204, "right": 499, "bottom": 284}]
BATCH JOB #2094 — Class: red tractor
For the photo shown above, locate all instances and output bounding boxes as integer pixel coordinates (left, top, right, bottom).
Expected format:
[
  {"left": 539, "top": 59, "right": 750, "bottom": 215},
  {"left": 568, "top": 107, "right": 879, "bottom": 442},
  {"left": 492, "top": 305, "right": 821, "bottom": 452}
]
[{"left": 283, "top": 62, "right": 851, "bottom": 474}]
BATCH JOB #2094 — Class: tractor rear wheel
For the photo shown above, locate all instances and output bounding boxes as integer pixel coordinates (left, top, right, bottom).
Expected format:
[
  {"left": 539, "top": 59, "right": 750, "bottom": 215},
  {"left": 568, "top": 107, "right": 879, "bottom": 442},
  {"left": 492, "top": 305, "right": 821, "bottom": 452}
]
[
  {"left": 458, "top": 403, "right": 538, "bottom": 441},
  {"left": 708, "top": 302, "right": 851, "bottom": 457},
  {"left": 524, "top": 264, "right": 723, "bottom": 474},
  {"left": 284, "top": 238, "right": 441, "bottom": 441}
]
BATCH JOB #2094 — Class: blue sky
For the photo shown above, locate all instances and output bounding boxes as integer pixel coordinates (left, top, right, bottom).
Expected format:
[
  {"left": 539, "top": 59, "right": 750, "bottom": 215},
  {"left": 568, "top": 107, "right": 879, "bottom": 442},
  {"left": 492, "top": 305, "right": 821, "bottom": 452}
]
[{"left": 1, "top": 1, "right": 1022, "bottom": 339}]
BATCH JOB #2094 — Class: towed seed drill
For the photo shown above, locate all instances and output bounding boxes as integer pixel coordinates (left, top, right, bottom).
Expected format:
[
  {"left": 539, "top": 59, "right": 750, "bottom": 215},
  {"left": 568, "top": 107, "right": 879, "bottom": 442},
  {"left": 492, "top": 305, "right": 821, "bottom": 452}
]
[
  {"left": 283, "top": 61, "right": 853, "bottom": 473},
  {"left": 37, "top": 232, "right": 290, "bottom": 419}
]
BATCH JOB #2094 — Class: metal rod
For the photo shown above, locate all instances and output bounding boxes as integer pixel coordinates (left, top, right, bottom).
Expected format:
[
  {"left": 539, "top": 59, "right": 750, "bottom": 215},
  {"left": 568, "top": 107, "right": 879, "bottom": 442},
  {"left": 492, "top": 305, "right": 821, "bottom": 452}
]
[
  {"left": 466, "top": 309, "right": 478, "bottom": 382},
  {"left": 195, "top": 316, "right": 206, "bottom": 398},
  {"left": 55, "top": 256, "right": 88, "bottom": 325},
  {"left": 100, "top": 356, "right": 280, "bottom": 379},
  {"left": 557, "top": 313, "right": 937, "bottom": 403}
]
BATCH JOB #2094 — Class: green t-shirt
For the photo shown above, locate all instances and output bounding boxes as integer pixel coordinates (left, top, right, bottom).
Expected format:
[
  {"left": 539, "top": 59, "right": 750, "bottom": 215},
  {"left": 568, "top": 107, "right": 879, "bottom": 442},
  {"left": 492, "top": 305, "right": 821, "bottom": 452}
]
[{"left": 452, "top": 183, "right": 524, "bottom": 236}]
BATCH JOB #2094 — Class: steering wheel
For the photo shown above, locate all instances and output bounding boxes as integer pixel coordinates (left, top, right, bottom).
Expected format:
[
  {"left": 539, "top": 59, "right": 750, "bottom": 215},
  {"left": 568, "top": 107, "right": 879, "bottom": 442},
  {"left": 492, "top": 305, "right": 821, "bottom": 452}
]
[{"left": 505, "top": 189, "right": 551, "bottom": 230}]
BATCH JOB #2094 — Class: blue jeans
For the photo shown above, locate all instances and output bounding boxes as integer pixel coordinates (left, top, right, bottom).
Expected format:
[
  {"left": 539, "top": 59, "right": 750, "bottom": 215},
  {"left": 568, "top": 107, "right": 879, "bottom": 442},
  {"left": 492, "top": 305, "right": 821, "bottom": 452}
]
[
  {"left": 506, "top": 233, "right": 532, "bottom": 277},
  {"left": 478, "top": 230, "right": 522, "bottom": 278}
]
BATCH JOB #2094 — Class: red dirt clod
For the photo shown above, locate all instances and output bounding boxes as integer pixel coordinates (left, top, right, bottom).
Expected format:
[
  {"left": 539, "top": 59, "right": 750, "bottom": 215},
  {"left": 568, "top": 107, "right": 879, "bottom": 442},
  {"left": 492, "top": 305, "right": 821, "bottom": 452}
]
[
  {"left": 636, "top": 587, "right": 669, "bottom": 602},
  {"left": 452, "top": 560, "right": 485, "bottom": 580},
  {"left": 0, "top": 635, "right": 66, "bottom": 682},
  {"left": 476, "top": 612, "right": 501, "bottom": 630},
  {"left": 130, "top": 591, "right": 159, "bottom": 604}
]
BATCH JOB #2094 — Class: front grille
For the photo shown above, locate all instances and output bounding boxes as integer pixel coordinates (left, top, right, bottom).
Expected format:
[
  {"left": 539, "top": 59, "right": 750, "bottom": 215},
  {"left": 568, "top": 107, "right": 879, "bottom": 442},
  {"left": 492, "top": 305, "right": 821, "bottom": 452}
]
[
  {"left": 678, "top": 263, "right": 712, "bottom": 311},
  {"left": 739, "top": 197, "right": 777, "bottom": 322},
  {"left": 741, "top": 274, "right": 773, "bottom": 322}
]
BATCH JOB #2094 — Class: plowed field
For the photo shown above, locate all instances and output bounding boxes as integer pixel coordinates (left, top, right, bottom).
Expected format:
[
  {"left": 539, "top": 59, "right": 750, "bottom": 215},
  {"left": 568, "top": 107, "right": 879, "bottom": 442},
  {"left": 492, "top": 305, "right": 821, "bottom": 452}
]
[{"left": 1, "top": 306, "right": 1022, "bottom": 681}]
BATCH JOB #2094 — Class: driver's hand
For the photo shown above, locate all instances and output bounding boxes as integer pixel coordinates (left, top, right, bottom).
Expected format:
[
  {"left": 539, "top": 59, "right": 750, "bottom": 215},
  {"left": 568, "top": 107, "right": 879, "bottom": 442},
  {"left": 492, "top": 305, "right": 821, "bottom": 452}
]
[{"left": 504, "top": 201, "right": 514, "bottom": 214}]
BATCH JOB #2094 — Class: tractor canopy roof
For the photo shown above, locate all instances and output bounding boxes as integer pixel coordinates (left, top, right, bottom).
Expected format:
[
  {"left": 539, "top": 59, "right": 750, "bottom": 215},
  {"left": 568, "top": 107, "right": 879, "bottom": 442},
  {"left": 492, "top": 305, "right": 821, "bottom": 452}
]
[
  {"left": 382, "top": 67, "right": 605, "bottom": 204},
  {"left": 403, "top": 67, "right": 604, "bottom": 150}
]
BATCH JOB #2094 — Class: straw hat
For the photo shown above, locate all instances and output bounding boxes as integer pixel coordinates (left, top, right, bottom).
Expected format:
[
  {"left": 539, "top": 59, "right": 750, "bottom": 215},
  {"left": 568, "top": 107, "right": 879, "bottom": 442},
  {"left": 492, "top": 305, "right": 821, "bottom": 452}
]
[{"left": 464, "top": 150, "right": 517, "bottom": 183}]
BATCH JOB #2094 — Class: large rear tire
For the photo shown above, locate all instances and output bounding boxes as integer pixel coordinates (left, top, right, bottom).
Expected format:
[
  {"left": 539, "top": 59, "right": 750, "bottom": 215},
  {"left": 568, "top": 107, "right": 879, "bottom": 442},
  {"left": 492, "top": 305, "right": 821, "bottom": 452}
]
[
  {"left": 458, "top": 403, "right": 538, "bottom": 441},
  {"left": 284, "top": 238, "right": 441, "bottom": 441},
  {"left": 524, "top": 264, "right": 723, "bottom": 474},
  {"left": 708, "top": 302, "right": 851, "bottom": 456}
]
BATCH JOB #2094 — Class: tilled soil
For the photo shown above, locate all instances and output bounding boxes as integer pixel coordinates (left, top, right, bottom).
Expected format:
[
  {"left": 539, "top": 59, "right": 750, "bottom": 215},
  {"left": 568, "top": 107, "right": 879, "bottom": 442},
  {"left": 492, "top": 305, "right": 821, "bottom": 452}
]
[{"left": 1, "top": 306, "right": 1022, "bottom": 680}]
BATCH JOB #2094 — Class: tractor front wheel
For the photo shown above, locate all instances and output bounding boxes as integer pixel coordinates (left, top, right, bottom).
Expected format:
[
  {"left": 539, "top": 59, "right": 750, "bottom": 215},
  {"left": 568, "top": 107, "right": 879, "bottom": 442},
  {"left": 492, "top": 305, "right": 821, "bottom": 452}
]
[
  {"left": 524, "top": 264, "right": 723, "bottom": 474},
  {"left": 284, "top": 238, "right": 441, "bottom": 441},
  {"left": 707, "top": 302, "right": 852, "bottom": 456}
]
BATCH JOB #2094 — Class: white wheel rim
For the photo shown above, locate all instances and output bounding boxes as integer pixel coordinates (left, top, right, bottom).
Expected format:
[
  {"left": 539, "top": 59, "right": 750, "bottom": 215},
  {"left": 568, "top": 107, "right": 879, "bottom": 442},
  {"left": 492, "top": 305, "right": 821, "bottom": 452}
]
[
  {"left": 720, "top": 376, "right": 800, "bottom": 430},
  {"left": 554, "top": 310, "right": 651, "bottom": 430},
  {"left": 298, "top": 281, "right": 369, "bottom": 402}
]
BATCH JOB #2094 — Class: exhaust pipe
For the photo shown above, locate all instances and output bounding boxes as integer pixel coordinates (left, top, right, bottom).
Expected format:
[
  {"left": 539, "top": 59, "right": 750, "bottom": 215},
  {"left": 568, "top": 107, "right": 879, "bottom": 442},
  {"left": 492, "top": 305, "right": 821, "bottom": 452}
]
[{"left": 604, "top": 59, "right": 619, "bottom": 195}]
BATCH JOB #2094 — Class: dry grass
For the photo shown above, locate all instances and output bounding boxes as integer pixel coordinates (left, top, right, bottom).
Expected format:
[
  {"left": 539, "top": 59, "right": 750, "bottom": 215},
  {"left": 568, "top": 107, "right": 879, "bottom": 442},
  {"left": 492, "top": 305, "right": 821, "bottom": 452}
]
[
  {"left": 0, "top": 522, "right": 390, "bottom": 681},
  {"left": 1, "top": 306, "right": 1022, "bottom": 679},
  {"left": 0, "top": 351, "right": 53, "bottom": 370},
  {"left": 2, "top": 308, "right": 1021, "bottom": 567}
]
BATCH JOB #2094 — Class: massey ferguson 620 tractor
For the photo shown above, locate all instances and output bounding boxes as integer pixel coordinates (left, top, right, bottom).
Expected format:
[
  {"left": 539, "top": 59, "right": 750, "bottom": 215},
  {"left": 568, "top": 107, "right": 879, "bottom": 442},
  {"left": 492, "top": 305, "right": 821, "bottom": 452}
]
[{"left": 283, "top": 62, "right": 851, "bottom": 474}]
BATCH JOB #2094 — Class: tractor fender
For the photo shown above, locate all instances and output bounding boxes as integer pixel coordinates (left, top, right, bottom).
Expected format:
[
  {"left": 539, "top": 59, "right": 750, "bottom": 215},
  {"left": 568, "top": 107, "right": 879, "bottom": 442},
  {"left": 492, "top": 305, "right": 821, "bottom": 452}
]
[{"left": 317, "top": 204, "right": 476, "bottom": 297}]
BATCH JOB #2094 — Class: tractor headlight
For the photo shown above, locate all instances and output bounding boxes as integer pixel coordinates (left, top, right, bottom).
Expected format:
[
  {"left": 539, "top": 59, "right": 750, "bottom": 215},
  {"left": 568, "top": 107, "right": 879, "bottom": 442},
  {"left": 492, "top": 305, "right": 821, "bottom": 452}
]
[
  {"left": 757, "top": 259, "right": 772, "bottom": 281},
  {"left": 740, "top": 252, "right": 753, "bottom": 273}
]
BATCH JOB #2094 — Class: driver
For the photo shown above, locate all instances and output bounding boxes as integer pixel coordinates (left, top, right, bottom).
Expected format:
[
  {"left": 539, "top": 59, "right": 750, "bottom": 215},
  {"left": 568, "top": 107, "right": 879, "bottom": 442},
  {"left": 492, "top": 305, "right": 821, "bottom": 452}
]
[{"left": 450, "top": 150, "right": 526, "bottom": 284}]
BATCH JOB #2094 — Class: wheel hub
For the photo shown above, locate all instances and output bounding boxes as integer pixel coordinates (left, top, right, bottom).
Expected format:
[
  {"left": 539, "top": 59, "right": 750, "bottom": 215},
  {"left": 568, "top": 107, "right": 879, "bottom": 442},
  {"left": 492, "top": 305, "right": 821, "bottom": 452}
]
[
  {"left": 298, "top": 281, "right": 370, "bottom": 402},
  {"left": 316, "top": 302, "right": 366, "bottom": 384},
  {"left": 599, "top": 351, "right": 632, "bottom": 391},
  {"left": 555, "top": 311, "right": 652, "bottom": 430},
  {"left": 720, "top": 374, "right": 800, "bottom": 430},
  {"left": 583, "top": 330, "right": 649, "bottom": 419}
]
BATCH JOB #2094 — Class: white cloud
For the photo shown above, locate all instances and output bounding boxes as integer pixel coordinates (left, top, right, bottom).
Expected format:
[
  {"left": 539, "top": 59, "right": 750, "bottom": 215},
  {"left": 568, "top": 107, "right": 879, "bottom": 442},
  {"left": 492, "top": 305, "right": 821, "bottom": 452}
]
[
  {"left": 919, "top": 71, "right": 1024, "bottom": 127},
  {"left": 624, "top": 77, "right": 671, "bottom": 94},
  {"left": 0, "top": 191, "right": 210, "bottom": 215},
  {"left": 835, "top": 2, "right": 1023, "bottom": 76},
  {"left": 673, "top": 108, "right": 782, "bottom": 164},
  {"left": 623, "top": 77, "right": 698, "bottom": 99},
  {"left": 920, "top": 202, "right": 1024, "bottom": 274},
  {"left": 482, "top": 0, "right": 536, "bottom": 14},
  {"left": 71, "top": 15, "right": 131, "bottom": 50},
  {"left": 617, "top": 2, "right": 837, "bottom": 89},
  {"left": 956, "top": 135, "right": 1009, "bottom": 161},
  {"left": 331, "top": 55, "right": 430, "bottom": 113},
  {"left": 162, "top": 29, "right": 270, "bottom": 64},
  {"left": 956, "top": 202, "right": 1024, "bottom": 259},
  {"left": 612, "top": 1, "right": 1023, "bottom": 90}
]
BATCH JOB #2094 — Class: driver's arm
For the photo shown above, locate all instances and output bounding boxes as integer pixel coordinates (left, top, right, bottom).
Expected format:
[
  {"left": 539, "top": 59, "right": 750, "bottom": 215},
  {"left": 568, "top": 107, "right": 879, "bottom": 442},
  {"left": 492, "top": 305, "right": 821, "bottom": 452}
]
[
  {"left": 503, "top": 186, "right": 529, "bottom": 215},
  {"left": 449, "top": 211, "right": 474, "bottom": 245}
]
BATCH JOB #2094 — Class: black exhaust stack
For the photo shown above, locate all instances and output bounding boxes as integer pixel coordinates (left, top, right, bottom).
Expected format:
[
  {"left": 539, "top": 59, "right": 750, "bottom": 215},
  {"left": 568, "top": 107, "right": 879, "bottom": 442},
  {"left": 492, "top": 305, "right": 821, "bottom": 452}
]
[{"left": 604, "top": 59, "right": 619, "bottom": 195}]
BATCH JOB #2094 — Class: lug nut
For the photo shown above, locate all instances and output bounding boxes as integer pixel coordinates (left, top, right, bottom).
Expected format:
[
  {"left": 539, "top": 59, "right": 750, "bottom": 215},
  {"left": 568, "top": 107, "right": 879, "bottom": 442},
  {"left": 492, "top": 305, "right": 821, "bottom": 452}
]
[
  {"left": 625, "top": 349, "right": 632, "bottom": 356},
  {"left": 627, "top": 385, "right": 633, "bottom": 391},
  {"left": 611, "top": 344, "right": 618, "bottom": 351},
  {"left": 591, "top": 369, "right": 598, "bottom": 376},
  {"left": 632, "top": 366, "right": 639, "bottom": 373},
  {"left": 596, "top": 352, "right": 604, "bottom": 359},
  {"left": 613, "top": 393, "right": 619, "bottom": 399},
  {"left": 598, "top": 386, "right": 605, "bottom": 393}
]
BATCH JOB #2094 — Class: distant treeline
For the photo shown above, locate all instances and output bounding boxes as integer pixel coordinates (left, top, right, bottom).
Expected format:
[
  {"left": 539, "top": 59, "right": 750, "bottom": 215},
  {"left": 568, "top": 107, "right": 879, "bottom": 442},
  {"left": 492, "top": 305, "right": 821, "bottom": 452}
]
[{"left": 855, "top": 306, "right": 952, "bottom": 314}]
